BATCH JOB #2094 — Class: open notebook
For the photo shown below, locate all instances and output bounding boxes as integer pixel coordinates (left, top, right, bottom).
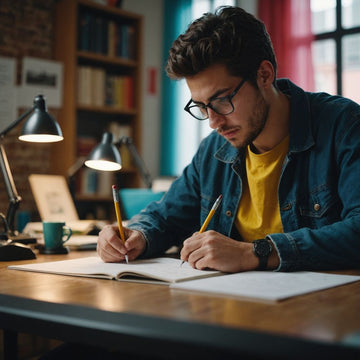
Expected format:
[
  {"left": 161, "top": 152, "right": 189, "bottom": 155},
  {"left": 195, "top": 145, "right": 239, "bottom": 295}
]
[{"left": 8, "top": 257, "right": 222, "bottom": 285}]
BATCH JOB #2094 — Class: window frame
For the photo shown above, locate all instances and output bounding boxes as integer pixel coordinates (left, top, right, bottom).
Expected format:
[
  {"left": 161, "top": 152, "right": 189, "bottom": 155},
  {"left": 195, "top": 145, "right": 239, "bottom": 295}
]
[{"left": 313, "top": 0, "right": 360, "bottom": 95}]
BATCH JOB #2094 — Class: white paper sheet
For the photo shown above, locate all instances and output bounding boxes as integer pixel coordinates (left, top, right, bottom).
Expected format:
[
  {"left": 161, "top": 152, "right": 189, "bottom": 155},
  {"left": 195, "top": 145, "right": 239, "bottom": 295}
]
[{"left": 171, "top": 271, "right": 360, "bottom": 302}]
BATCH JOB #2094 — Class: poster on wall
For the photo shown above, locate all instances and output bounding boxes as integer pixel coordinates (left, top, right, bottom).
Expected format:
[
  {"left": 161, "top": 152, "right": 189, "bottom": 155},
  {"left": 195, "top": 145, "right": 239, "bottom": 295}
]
[
  {"left": 17, "top": 57, "right": 63, "bottom": 108},
  {"left": 0, "top": 56, "right": 17, "bottom": 132}
]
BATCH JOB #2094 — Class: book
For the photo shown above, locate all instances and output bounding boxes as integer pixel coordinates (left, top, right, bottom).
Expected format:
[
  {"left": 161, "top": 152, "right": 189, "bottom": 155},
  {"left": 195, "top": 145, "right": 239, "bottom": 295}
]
[
  {"left": 93, "top": 16, "right": 104, "bottom": 54},
  {"left": 63, "top": 235, "right": 98, "bottom": 251},
  {"left": 91, "top": 67, "right": 106, "bottom": 107},
  {"left": 8, "top": 257, "right": 222, "bottom": 285},
  {"left": 77, "top": 66, "right": 92, "bottom": 105},
  {"left": 78, "top": 11, "right": 93, "bottom": 51},
  {"left": 171, "top": 270, "right": 360, "bottom": 302},
  {"left": 107, "top": 20, "right": 116, "bottom": 57},
  {"left": 107, "top": 122, "right": 132, "bottom": 168},
  {"left": 78, "top": 66, "right": 107, "bottom": 107},
  {"left": 23, "top": 220, "right": 107, "bottom": 236}
]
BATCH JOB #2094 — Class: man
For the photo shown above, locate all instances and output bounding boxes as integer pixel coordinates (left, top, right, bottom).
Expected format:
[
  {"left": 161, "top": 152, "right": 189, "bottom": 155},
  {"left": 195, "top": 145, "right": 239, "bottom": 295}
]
[{"left": 98, "top": 6, "right": 360, "bottom": 272}]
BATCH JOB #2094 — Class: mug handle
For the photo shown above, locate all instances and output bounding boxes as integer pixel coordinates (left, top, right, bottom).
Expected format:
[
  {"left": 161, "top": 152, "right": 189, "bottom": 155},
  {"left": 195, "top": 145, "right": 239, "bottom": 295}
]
[{"left": 62, "top": 226, "right": 72, "bottom": 244}]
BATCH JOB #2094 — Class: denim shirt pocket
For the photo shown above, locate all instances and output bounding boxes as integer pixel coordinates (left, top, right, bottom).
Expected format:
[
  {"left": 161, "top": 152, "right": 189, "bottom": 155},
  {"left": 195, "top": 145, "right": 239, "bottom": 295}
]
[
  {"left": 200, "top": 192, "right": 222, "bottom": 229},
  {"left": 298, "top": 185, "right": 341, "bottom": 228},
  {"left": 200, "top": 193, "right": 214, "bottom": 216}
]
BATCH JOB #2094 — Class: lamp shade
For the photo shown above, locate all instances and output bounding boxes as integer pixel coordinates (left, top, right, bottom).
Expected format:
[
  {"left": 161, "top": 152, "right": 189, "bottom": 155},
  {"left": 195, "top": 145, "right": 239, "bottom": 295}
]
[
  {"left": 85, "top": 132, "right": 122, "bottom": 171},
  {"left": 18, "top": 95, "right": 63, "bottom": 143}
]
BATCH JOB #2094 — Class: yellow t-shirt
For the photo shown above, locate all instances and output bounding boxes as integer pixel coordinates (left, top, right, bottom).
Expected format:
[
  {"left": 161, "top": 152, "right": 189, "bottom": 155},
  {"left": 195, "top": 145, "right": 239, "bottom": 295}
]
[{"left": 235, "top": 135, "right": 289, "bottom": 242}]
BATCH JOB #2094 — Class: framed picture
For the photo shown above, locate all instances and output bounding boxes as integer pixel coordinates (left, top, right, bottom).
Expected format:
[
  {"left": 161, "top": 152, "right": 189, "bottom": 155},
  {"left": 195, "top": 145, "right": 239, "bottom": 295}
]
[
  {"left": 17, "top": 57, "right": 63, "bottom": 108},
  {"left": 29, "top": 174, "right": 79, "bottom": 222}
]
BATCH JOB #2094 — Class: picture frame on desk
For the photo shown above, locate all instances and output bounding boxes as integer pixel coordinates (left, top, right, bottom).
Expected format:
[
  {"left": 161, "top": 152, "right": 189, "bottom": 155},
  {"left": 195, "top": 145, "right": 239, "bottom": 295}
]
[
  {"left": 29, "top": 174, "right": 79, "bottom": 222},
  {"left": 27, "top": 174, "right": 108, "bottom": 238}
]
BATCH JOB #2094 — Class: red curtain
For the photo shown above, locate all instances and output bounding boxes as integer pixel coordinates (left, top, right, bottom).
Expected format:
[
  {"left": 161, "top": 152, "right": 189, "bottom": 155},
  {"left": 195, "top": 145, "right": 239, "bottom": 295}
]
[{"left": 258, "top": 0, "right": 315, "bottom": 91}]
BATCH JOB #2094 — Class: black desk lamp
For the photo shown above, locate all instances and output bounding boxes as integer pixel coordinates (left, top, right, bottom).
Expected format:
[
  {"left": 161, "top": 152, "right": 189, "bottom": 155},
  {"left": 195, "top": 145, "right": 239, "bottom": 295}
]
[
  {"left": 85, "top": 132, "right": 152, "bottom": 189},
  {"left": 0, "top": 94, "right": 63, "bottom": 243}
]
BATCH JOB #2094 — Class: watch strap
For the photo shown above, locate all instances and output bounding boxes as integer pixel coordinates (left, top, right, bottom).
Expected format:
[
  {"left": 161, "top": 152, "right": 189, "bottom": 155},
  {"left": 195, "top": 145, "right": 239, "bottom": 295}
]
[{"left": 253, "top": 239, "right": 272, "bottom": 271}]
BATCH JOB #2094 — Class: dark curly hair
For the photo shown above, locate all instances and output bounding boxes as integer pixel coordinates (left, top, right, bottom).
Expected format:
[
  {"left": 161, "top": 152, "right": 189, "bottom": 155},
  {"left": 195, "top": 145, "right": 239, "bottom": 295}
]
[{"left": 166, "top": 6, "right": 277, "bottom": 86}]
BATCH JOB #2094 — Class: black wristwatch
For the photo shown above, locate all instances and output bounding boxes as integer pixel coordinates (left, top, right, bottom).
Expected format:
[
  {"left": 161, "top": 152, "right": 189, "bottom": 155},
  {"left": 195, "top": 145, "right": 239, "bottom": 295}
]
[{"left": 253, "top": 239, "right": 273, "bottom": 270}]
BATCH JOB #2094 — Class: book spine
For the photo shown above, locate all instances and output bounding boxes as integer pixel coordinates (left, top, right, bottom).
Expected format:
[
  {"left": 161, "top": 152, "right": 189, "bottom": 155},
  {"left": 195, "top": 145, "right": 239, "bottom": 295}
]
[
  {"left": 105, "top": 74, "right": 114, "bottom": 106},
  {"left": 108, "top": 20, "right": 116, "bottom": 57},
  {"left": 78, "top": 66, "right": 108, "bottom": 107},
  {"left": 94, "top": 16, "right": 103, "bottom": 53},
  {"left": 127, "top": 25, "right": 136, "bottom": 60},
  {"left": 106, "top": 122, "right": 132, "bottom": 168},
  {"left": 78, "top": 11, "right": 92, "bottom": 51},
  {"left": 77, "top": 66, "right": 93, "bottom": 105},
  {"left": 116, "top": 23, "right": 123, "bottom": 58},
  {"left": 92, "top": 68, "right": 106, "bottom": 107},
  {"left": 121, "top": 24, "right": 128, "bottom": 58}
]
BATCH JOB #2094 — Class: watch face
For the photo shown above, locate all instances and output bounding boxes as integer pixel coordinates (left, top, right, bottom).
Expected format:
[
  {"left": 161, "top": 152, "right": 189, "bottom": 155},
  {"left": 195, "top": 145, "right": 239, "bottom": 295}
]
[{"left": 254, "top": 240, "right": 272, "bottom": 257}]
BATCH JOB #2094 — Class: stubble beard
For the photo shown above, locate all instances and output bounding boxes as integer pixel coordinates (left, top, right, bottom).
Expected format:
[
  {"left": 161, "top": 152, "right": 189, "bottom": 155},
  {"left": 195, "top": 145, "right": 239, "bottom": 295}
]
[{"left": 220, "top": 92, "right": 269, "bottom": 149}]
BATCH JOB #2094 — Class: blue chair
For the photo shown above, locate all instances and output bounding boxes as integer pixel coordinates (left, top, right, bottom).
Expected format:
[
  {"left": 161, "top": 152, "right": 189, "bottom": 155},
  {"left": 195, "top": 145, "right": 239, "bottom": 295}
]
[{"left": 119, "top": 188, "right": 165, "bottom": 220}]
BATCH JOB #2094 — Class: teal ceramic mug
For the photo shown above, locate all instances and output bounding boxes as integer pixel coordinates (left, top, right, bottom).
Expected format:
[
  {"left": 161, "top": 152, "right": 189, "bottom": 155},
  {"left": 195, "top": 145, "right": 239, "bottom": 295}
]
[{"left": 42, "top": 221, "right": 72, "bottom": 250}]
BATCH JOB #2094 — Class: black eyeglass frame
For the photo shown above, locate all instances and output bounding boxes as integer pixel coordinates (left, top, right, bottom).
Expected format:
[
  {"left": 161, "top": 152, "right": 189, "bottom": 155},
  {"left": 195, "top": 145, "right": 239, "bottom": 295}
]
[{"left": 184, "top": 78, "right": 247, "bottom": 120}]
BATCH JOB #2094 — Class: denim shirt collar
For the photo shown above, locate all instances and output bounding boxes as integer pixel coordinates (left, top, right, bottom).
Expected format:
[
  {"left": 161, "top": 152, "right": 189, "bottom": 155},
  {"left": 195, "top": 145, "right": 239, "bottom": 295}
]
[
  {"left": 215, "top": 140, "right": 240, "bottom": 163},
  {"left": 214, "top": 78, "right": 315, "bottom": 164},
  {"left": 277, "top": 79, "right": 315, "bottom": 154}
]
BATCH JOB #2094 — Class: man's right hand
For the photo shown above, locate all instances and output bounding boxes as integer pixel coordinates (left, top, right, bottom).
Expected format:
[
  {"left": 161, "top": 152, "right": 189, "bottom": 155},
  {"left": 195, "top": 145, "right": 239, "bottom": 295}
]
[{"left": 97, "top": 224, "right": 147, "bottom": 263}]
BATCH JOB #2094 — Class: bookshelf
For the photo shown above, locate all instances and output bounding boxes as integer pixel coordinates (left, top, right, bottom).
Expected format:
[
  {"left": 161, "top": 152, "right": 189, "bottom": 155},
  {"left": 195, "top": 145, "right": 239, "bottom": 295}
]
[{"left": 52, "top": 0, "right": 143, "bottom": 220}]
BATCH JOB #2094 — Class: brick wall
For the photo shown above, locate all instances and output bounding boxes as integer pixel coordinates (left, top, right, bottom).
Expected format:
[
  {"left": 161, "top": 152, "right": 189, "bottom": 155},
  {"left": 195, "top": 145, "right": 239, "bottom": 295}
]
[{"left": 0, "top": 0, "right": 58, "bottom": 226}]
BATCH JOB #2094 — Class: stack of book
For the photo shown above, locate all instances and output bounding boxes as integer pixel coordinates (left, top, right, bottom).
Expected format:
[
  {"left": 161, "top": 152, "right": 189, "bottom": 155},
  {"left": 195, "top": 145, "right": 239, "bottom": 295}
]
[
  {"left": 77, "top": 66, "right": 134, "bottom": 109},
  {"left": 78, "top": 11, "right": 136, "bottom": 59}
]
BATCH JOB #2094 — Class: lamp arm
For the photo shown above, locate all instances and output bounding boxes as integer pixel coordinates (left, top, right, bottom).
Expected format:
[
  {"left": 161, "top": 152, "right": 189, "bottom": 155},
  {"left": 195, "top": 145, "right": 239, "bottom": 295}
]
[
  {"left": 0, "top": 106, "right": 35, "bottom": 229},
  {"left": 67, "top": 156, "right": 87, "bottom": 179},
  {"left": 0, "top": 141, "right": 22, "bottom": 235},
  {"left": 117, "top": 137, "right": 153, "bottom": 189},
  {"left": 0, "top": 106, "right": 34, "bottom": 137}
]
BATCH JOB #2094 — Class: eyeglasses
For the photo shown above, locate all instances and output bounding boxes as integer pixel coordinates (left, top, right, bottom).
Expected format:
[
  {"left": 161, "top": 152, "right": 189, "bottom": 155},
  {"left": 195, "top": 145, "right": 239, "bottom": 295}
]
[{"left": 184, "top": 78, "right": 246, "bottom": 120}]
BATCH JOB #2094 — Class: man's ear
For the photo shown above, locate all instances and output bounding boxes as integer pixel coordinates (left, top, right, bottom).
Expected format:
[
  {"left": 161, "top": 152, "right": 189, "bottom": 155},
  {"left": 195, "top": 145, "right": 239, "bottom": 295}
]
[{"left": 256, "top": 60, "right": 275, "bottom": 89}]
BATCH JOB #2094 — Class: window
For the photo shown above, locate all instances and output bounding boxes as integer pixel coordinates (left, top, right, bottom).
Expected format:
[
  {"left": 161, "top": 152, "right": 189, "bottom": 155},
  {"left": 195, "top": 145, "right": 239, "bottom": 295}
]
[
  {"left": 311, "top": 0, "right": 360, "bottom": 103},
  {"left": 168, "top": 0, "right": 235, "bottom": 175}
]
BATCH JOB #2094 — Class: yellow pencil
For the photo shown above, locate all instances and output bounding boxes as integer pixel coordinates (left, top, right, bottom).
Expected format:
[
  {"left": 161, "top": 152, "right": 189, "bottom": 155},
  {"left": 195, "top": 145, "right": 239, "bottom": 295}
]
[
  {"left": 112, "top": 185, "right": 128, "bottom": 264},
  {"left": 199, "top": 194, "right": 223, "bottom": 233},
  {"left": 181, "top": 194, "right": 223, "bottom": 266}
]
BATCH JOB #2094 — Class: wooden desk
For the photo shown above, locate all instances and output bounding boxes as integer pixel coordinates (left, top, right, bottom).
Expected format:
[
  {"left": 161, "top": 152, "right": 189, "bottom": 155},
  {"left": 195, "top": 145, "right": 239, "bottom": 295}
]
[{"left": 1, "top": 251, "right": 360, "bottom": 359}]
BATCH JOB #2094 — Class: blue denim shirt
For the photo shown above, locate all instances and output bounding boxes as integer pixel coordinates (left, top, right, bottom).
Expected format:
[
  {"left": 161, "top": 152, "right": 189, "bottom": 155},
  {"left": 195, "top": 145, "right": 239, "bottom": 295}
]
[{"left": 128, "top": 79, "right": 360, "bottom": 271}]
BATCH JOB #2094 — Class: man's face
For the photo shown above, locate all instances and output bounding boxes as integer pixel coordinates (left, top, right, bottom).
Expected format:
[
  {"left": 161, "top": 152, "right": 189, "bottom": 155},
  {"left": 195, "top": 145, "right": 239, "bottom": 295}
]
[{"left": 185, "top": 64, "right": 269, "bottom": 149}]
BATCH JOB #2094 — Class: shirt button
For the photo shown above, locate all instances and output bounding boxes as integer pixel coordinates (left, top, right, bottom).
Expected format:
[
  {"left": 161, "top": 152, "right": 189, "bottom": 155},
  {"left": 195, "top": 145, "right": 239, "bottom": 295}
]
[
  {"left": 226, "top": 210, "right": 232, "bottom": 217},
  {"left": 314, "top": 203, "right": 321, "bottom": 211},
  {"left": 281, "top": 204, "right": 292, "bottom": 211}
]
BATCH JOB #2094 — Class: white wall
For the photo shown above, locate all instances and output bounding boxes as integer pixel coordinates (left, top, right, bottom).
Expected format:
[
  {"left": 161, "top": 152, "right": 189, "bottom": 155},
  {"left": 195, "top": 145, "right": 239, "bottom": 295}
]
[{"left": 122, "top": 0, "right": 164, "bottom": 182}]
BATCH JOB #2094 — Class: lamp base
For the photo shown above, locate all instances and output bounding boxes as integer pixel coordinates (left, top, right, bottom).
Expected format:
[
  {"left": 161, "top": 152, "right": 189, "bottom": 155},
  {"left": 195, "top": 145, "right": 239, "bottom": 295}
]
[
  {"left": 38, "top": 245, "right": 69, "bottom": 255},
  {"left": 7, "top": 232, "right": 37, "bottom": 244},
  {"left": 0, "top": 240, "right": 36, "bottom": 261}
]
